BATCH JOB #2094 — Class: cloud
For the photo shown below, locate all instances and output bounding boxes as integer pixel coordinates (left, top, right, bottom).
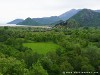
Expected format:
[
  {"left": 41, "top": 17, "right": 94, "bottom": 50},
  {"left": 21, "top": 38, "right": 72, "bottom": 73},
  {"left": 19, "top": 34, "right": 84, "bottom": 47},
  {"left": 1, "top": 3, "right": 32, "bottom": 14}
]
[{"left": 0, "top": 0, "right": 100, "bottom": 23}]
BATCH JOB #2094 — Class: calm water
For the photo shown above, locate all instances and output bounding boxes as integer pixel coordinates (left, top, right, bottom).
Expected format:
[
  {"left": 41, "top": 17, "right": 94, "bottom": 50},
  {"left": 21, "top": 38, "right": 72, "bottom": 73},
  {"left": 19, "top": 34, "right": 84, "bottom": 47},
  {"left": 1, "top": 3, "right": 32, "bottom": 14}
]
[
  {"left": 0, "top": 24, "right": 52, "bottom": 28},
  {"left": 0, "top": 24, "right": 24, "bottom": 26}
]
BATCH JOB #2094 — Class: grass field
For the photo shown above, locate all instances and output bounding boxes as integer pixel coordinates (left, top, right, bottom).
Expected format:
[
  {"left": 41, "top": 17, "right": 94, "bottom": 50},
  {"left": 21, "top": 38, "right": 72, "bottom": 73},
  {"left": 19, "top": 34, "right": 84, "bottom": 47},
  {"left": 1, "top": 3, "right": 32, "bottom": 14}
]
[{"left": 23, "top": 42, "right": 60, "bottom": 54}]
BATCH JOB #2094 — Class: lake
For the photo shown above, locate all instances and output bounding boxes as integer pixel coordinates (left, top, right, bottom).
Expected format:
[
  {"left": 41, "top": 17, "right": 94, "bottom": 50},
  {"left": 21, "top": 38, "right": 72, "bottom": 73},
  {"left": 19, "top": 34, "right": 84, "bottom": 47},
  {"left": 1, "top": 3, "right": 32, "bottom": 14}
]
[{"left": 0, "top": 24, "right": 52, "bottom": 28}]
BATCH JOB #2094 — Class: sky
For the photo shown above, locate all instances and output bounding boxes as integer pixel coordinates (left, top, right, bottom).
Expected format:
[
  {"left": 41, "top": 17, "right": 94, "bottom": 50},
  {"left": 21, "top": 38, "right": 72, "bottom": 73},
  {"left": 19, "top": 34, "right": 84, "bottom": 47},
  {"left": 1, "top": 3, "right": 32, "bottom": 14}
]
[{"left": 0, "top": 0, "right": 100, "bottom": 23}]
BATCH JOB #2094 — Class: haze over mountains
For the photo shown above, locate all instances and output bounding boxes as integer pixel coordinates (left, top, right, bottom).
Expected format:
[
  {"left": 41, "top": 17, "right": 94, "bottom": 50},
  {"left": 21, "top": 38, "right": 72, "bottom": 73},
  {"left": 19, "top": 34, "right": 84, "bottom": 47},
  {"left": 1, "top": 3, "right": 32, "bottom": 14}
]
[
  {"left": 59, "top": 9, "right": 81, "bottom": 20},
  {"left": 8, "top": 9, "right": 100, "bottom": 26},
  {"left": 8, "top": 19, "right": 24, "bottom": 24},
  {"left": 17, "top": 17, "right": 40, "bottom": 25},
  {"left": 32, "top": 16, "right": 61, "bottom": 25}
]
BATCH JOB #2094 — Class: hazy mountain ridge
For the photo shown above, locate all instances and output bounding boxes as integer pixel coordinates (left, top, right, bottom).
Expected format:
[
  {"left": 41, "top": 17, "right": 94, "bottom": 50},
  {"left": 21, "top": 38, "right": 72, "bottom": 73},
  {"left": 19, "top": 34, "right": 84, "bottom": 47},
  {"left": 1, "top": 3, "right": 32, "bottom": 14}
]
[
  {"left": 56, "top": 9, "right": 100, "bottom": 27},
  {"left": 95, "top": 10, "right": 100, "bottom": 13},
  {"left": 32, "top": 16, "right": 61, "bottom": 25},
  {"left": 59, "top": 9, "right": 81, "bottom": 20},
  {"left": 7, "top": 9, "right": 81, "bottom": 25},
  {"left": 7, "top": 9, "right": 100, "bottom": 26},
  {"left": 7, "top": 19, "right": 24, "bottom": 24},
  {"left": 17, "top": 17, "right": 40, "bottom": 26}
]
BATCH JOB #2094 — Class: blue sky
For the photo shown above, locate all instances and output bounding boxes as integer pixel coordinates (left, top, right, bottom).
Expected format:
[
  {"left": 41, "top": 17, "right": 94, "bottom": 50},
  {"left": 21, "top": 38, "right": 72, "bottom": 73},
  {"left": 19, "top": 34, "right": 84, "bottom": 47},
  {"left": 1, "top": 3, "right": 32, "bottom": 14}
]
[{"left": 0, "top": 0, "right": 100, "bottom": 23}]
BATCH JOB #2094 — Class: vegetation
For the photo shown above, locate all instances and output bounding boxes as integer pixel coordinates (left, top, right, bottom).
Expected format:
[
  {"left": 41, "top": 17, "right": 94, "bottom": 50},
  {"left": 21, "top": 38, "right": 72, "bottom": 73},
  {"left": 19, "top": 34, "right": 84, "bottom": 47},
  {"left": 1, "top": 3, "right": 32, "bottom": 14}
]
[
  {"left": 16, "top": 16, "right": 61, "bottom": 25},
  {"left": 0, "top": 26, "right": 100, "bottom": 75},
  {"left": 32, "top": 16, "right": 61, "bottom": 25},
  {"left": 55, "top": 19, "right": 80, "bottom": 28},
  {"left": 69, "top": 9, "right": 100, "bottom": 26},
  {"left": 23, "top": 42, "right": 60, "bottom": 54},
  {"left": 56, "top": 9, "right": 100, "bottom": 28},
  {"left": 17, "top": 17, "right": 40, "bottom": 25}
]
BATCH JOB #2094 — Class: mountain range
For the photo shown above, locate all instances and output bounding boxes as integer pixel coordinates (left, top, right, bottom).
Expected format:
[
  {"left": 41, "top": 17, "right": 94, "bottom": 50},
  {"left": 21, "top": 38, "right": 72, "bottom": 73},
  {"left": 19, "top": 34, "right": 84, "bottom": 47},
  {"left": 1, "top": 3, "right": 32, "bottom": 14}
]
[
  {"left": 7, "top": 9, "right": 100, "bottom": 26},
  {"left": 32, "top": 16, "right": 61, "bottom": 25},
  {"left": 7, "top": 9, "right": 81, "bottom": 25},
  {"left": 56, "top": 9, "right": 100, "bottom": 27}
]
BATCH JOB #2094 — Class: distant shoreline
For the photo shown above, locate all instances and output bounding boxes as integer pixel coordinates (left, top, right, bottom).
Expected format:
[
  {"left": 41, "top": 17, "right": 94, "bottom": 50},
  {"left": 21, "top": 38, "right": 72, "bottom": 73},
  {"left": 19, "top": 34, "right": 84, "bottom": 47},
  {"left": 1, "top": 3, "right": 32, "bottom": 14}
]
[{"left": 0, "top": 24, "right": 52, "bottom": 28}]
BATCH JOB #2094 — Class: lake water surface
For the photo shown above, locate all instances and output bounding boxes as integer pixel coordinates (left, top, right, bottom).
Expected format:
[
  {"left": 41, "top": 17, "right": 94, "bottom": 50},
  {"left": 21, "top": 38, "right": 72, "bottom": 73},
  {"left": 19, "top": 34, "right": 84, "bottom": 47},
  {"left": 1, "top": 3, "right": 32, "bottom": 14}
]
[{"left": 0, "top": 24, "right": 52, "bottom": 28}]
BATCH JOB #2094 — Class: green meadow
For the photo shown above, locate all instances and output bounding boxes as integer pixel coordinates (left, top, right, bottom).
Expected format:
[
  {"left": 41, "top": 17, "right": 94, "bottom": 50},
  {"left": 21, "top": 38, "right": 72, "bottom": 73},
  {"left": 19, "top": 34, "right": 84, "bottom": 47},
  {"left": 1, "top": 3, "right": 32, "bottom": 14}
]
[{"left": 23, "top": 42, "right": 60, "bottom": 54}]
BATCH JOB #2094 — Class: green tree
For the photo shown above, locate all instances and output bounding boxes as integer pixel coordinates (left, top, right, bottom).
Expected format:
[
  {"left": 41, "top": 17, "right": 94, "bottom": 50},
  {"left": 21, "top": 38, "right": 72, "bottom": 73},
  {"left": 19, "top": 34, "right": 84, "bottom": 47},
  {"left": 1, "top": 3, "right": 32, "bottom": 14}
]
[
  {"left": 81, "top": 64, "right": 95, "bottom": 75},
  {"left": 60, "top": 61, "right": 74, "bottom": 75},
  {"left": 0, "top": 57, "right": 26, "bottom": 75},
  {"left": 29, "top": 62, "right": 48, "bottom": 75},
  {"left": 67, "top": 19, "right": 80, "bottom": 28}
]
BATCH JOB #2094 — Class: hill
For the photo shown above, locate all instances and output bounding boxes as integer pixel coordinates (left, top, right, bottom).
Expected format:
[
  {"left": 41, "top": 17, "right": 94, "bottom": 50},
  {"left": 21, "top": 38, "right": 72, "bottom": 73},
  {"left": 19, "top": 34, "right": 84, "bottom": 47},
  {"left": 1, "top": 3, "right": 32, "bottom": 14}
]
[
  {"left": 8, "top": 9, "right": 100, "bottom": 26},
  {"left": 55, "top": 9, "right": 100, "bottom": 27},
  {"left": 51, "top": 20, "right": 64, "bottom": 25},
  {"left": 17, "top": 17, "right": 40, "bottom": 25},
  {"left": 8, "top": 16, "right": 61, "bottom": 25},
  {"left": 69, "top": 9, "right": 100, "bottom": 26},
  {"left": 7, "top": 9, "right": 81, "bottom": 25},
  {"left": 95, "top": 10, "right": 100, "bottom": 13},
  {"left": 7, "top": 19, "right": 24, "bottom": 24},
  {"left": 32, "top": 16, "right": 61, "bottom": 25},
  {"left": 59, "top": 9, "right": 80, "bottom": 21},
  {"left": 55, "top": 19, "right": 80, "bottom": 28},
  {"left": 8, "top": 9, "right": 81, "bottom": 25}
]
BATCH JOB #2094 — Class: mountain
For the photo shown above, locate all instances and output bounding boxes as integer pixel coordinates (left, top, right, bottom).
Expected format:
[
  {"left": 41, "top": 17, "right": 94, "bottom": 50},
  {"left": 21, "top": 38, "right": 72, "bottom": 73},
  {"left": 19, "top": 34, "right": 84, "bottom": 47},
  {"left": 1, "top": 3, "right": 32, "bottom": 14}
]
[
  {"left": 68, "top": 9, "right": 100, "bottom": 26},
  {"left": 95, "top": 10, "right": 100, "bottom": 13},
  {"left": 7, "top": 9, "right": 82, "bottom": 25},
  {"left": 59, "top": 9, "right": 80, "bottom": 21},
  {"left": 8, "top": 16, "right": 61, "bottom": 25},
  {"left": 55, "top": 9, "right": 100, "bottom": 27},
  {"left": 32, "top": 16, "right": 61, "bottom": 25},
  {"left": 51, "top": 20, "right": 65, "bottom": 25},
  {"left": 7, "top": 19, "right": 24, "bottom": 24},
  {"left": 55, "top": 19, "right": 80, "bottom": 28},
  {"left": 8, "top": 9, "right": 100, "bottom": 26},
  {"left": 17, "top": 17, "right": 40, "bottom": 25}
]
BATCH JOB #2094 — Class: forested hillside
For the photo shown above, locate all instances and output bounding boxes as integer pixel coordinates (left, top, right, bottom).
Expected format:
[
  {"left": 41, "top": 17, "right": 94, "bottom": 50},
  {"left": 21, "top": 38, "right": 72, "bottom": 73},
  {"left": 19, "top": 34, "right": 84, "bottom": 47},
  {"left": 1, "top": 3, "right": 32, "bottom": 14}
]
[
  {"left": 69, "top": 9, "right": 100, "bottom": 26},
  {"left": 32, "top": 16, "right": 61, "bottom": 25},
  {"left": 0, "top": 26, "right": 99, "bottom": 75},
  {"left": 55, "top": 9, "right": 100, "bottom": 28},
  {"left": 17, "top": 17, "right": 40, "bottom": 25}
]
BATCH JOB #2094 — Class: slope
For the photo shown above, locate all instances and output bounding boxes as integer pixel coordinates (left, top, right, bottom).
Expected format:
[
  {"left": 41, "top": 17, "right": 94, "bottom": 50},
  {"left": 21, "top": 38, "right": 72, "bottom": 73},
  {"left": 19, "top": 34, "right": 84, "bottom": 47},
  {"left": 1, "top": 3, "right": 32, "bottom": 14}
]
[
  {"left": 69, "top": 9, "right": 100, "bottom": 26},
  {"left": 17, "top": 17, "right": 40, "bottom": 25}
]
